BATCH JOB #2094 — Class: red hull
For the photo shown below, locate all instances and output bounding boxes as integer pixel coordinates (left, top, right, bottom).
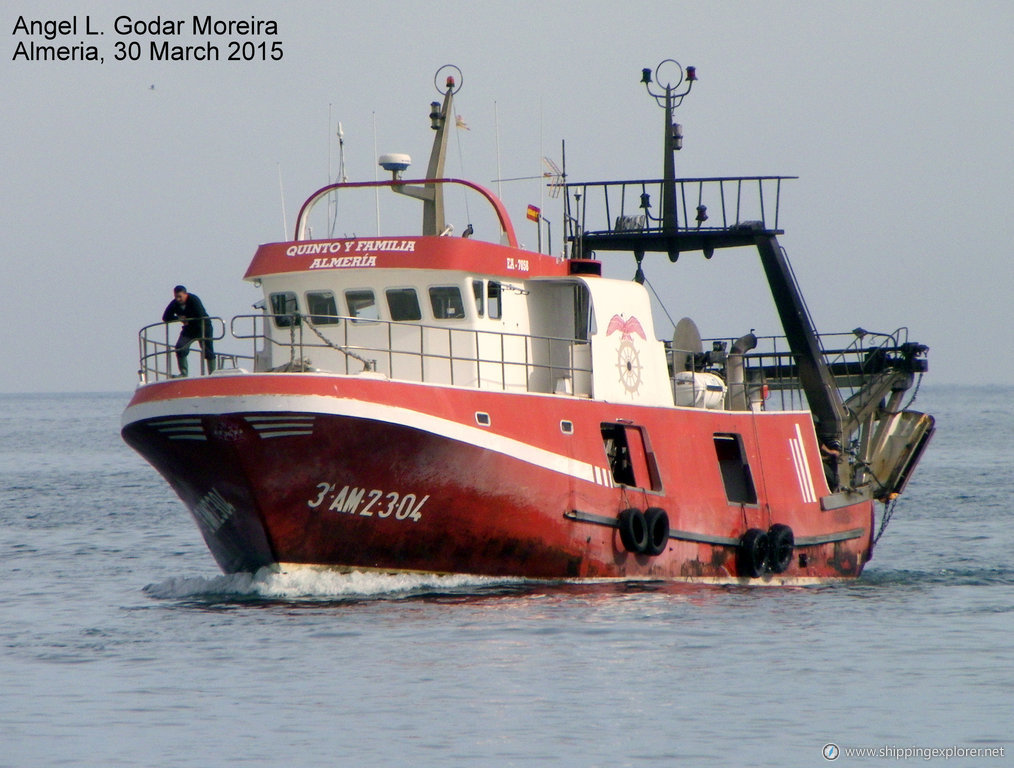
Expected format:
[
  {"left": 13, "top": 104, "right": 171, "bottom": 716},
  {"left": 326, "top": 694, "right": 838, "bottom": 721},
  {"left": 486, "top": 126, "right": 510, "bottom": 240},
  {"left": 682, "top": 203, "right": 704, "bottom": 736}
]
[{"left": 122, "top": 374, "right": 874, "bottom": 582}]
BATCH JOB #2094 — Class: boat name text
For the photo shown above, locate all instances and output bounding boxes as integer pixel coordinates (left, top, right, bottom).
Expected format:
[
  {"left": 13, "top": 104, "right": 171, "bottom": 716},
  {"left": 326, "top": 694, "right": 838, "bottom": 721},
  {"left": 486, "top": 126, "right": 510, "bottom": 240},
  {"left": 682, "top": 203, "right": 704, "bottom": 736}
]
[
  {"left": 193, "top": 488, "right": 236, "bottom": 533},
  {"left": 289, "top": 239, "right": 416, "bottom": 264},
  {"left": 308, "top": 255, "right": 378, "bottom": 270},
  {"left": 307, "top": 483, "right": 429, "bottom": 522}
]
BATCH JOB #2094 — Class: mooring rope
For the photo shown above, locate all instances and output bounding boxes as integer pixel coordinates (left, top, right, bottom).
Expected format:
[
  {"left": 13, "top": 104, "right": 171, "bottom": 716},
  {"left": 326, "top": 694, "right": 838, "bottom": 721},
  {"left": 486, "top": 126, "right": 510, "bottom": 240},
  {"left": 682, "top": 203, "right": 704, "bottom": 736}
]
[{"left": 301, "top": 317, "right": 373, "bottom": 371}]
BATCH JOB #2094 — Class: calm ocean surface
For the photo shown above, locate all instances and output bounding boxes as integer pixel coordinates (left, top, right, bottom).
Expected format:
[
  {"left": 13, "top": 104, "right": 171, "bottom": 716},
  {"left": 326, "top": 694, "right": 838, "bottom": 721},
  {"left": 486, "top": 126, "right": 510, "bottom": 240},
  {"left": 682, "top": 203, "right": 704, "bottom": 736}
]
[{"left": 1, "top": 385, "right": 1011, "bottom": 767}]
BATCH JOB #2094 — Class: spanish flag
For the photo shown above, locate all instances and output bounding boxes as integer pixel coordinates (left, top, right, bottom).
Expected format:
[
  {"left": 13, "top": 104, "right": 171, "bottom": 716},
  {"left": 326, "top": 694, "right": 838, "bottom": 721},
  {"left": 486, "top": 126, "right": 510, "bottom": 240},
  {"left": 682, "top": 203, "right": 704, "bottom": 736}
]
[{"left": 526, "top": 204, "right": 541, "bottom": 222}]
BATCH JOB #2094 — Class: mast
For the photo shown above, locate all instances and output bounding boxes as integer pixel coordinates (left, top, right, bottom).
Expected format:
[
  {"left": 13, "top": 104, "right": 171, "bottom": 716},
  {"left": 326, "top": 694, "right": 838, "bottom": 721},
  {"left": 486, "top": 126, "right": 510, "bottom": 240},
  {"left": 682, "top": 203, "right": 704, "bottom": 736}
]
[
  {"left": 642, "top": 61, "right": 695, "bottom": 262},
  {"left": 389, "top": 65, "right": 461, "bottom": 236},
  {"left": 579, "top": 60, "right": 849, "bottom": 451},
  {"left": 421, "top": 74, "right": 455, "bottom": 234}
]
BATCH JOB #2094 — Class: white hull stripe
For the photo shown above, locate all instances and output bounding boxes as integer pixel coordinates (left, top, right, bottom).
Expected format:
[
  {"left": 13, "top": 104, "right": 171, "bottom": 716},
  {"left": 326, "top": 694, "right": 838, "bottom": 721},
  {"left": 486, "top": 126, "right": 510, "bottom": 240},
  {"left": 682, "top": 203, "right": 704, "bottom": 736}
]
[
  {"left": 124, "top": 393, "right": 603, "bottom": 486},
  {"left": 149, "top": 417, "right": 207, "bottom": 442},
  {"left": 591, "top": 465, "right": 614, "bottom": 488},
  {"left": 246, "top": 414, "right": 316, "bottom": 439},
  {"left": 790, "top": 423, "right": 818, "bottom": 504},
  {"left": 144, "top": 413, "right": 317, "bottom": 440}
]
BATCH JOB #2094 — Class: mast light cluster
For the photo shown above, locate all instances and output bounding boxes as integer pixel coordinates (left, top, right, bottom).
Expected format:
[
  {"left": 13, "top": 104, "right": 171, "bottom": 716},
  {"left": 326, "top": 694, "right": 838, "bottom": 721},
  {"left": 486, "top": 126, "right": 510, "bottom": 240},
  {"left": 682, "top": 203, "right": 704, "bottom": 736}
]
[{"left": 642, "top": 59, "right": 698, "bottom": 150}]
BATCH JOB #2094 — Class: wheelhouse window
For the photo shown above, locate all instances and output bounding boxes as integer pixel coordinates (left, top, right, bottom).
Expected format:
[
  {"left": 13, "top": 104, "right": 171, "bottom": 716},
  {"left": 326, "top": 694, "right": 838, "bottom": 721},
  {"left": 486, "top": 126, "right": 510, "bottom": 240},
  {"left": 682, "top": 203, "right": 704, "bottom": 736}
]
[
  {"left": 270, "top": 292, "right": 300, "bottom": 328},
  {"left": 472, "top": 279, "right": 484, "bottom": 317},
  {"left": 487, "top": 281, "right": 502, "bottom": 320},
  {"left": 385, "top": 288, "right": 422, "bottom": 321},
  {"left": 305, "top": 290, "right": 340, "bottom": 324},
  {"left": 345, "top": 289, "right": 379, "bottom": 323},
  {"left": 429, "top": 286, "right": 465, "bottom": 319},
  {"left": 574, "top": 283, "right": 593, "bottom": 340},
  {"left": 714, "top": 433, "right": 757, "bottom": 504}
]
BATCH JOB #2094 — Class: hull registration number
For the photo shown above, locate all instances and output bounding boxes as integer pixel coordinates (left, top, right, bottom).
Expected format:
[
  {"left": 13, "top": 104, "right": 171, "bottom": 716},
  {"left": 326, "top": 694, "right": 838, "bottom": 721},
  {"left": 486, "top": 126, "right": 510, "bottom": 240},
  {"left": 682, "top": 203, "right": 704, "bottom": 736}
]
[{"left": 307, "top": 483, "right": 428, "bottom": 522}]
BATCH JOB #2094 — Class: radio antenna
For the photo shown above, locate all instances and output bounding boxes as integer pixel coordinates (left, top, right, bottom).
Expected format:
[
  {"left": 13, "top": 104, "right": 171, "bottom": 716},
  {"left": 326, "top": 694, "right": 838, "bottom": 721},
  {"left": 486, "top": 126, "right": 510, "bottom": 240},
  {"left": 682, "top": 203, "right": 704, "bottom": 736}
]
[
  {"left": 329, "top": 119, "right": 347, "bottom": 237},
  {"left": 277, "top": 163, "right": 288, "bottom": 239}
]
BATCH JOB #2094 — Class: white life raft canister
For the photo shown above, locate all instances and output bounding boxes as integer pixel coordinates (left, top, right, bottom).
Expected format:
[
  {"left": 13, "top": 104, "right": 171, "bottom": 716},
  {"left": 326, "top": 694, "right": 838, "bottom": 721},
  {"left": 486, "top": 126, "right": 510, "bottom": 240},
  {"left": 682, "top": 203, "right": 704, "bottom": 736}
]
[{"left": 673, "top": 371, "right": 727, "bottom": 409}]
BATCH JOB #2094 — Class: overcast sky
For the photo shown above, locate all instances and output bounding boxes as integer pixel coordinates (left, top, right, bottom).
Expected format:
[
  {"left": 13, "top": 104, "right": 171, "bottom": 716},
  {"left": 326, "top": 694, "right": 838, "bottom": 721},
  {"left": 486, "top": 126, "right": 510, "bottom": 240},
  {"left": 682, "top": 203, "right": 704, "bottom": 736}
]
[{"left": 2, "top": 0, "right": 1011, "bottom": 393}]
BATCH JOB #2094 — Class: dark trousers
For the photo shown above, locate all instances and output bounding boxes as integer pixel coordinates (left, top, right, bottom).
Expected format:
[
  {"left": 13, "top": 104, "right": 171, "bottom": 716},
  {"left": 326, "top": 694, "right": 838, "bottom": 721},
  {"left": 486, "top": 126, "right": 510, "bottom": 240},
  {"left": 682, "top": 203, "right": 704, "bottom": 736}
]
[{"left": 175, "top": 332, "right": 215, "bottom": 376}]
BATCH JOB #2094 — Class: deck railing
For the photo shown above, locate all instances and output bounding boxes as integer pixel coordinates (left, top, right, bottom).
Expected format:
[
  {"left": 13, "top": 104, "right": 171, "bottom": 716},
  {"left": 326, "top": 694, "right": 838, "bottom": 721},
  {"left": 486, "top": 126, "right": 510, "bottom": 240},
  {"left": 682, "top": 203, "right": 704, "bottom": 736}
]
[
  {"left": 136, "top": 318, "right": 248, "bottom": 382},
  {"left": 138, "top": 317, "right": 920, "bottom": 412},
  {"left": 138, "top": 314, "right": 592, "bottom": 396},
  {"left": 566, "top": 176, "right": 795, "bottom": 241},
  {"left": 685, "top": 327, "right": 919, "bottom": 411}
]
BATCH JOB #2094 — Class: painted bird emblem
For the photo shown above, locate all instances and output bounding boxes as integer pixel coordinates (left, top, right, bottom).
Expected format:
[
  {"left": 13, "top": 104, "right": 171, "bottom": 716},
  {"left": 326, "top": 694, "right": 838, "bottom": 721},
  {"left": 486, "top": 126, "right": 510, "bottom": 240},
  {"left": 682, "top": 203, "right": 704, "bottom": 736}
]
[{"left": 606, "top": 314, "right": 646, "bottom": 342}]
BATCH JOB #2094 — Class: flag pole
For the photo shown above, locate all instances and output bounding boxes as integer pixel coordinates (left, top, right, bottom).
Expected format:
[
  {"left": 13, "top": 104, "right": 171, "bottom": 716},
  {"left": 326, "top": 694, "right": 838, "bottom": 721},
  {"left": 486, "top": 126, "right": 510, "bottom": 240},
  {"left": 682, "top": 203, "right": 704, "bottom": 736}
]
[{"left": 526, "top": 205, "right": 542, "bottom": 253}]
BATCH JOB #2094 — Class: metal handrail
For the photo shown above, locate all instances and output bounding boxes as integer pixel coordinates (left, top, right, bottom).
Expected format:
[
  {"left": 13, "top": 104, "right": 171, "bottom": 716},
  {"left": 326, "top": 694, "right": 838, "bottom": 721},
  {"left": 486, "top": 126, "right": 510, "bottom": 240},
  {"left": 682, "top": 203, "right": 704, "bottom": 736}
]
[
  {"left": 137, "top": 318, "right": 236, "bottom": 382},
  {"left": 136, "top": 315, "right": 915, "bottom": 416},
  {"left": 566, "top": 176, "right": 795, "bottom": 238},
  {"left": 139, "top": 313, "right": 593, "bottom": 393},
  {"left": 692, "top": 328, "right": 915, "bottom": 410}
]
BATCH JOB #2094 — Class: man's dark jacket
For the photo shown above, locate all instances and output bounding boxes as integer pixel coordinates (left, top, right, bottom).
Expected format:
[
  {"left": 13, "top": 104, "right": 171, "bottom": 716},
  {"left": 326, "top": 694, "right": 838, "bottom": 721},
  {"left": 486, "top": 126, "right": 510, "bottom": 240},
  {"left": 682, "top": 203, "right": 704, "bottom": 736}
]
[{"left": 163, "top": 293, "right": 212, "bottom": 339}]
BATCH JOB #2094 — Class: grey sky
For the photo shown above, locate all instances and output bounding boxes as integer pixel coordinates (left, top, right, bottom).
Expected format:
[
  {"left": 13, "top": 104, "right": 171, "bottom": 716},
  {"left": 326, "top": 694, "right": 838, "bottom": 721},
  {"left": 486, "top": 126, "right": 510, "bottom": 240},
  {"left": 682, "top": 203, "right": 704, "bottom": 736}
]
[{"left": 2, "top": 0, "right": 1011, "bottom": 392}]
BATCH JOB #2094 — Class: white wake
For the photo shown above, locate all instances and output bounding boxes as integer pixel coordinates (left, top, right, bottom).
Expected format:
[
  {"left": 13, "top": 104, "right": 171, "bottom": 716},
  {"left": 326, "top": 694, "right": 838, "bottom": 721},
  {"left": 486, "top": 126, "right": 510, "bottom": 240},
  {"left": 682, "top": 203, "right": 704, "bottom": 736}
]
[{"left": 144, "top": 566, "right": 523, "bottom": 600}]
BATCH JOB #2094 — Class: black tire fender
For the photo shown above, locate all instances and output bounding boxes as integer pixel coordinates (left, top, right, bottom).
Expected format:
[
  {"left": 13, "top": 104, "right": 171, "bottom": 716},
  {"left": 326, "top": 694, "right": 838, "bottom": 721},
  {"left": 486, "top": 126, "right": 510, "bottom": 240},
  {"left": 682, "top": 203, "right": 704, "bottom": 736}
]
[
  {"left": 737, "top": 527, "right": 769, "bottom": 578},
  {"left": 617, "top": 508, "right": 648, "bottom": 553},
  {"left": 767, "top": 523, "right": 795, "bottom": 574},
  {"left": 643, "top": 507, "right": 670, "bottom": 556}
]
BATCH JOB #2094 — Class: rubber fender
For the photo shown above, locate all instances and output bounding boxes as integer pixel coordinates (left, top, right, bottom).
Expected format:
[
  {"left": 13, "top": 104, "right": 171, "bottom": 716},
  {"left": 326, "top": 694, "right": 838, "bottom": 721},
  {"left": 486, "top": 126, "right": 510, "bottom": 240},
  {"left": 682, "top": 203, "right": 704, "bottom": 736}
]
[
  {"left": 643, "top": 507, "right": 670, "bottom": 556},
  {"left": 617, "top": 508, "right": 648, "bottom": 553},
  {"left": 767, "top": 523, "right": 794, "bottom": 574},
  {"left": 737, "top": 527, "right": 769, "bottom": 578}
]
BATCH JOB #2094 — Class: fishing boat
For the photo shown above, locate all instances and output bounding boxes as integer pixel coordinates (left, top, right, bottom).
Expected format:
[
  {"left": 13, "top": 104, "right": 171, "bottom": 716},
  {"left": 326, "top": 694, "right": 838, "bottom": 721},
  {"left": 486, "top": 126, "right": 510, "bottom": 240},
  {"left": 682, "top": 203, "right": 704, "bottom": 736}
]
[{"left": 121, "top": 62, "right": 934, "bottom": 582}]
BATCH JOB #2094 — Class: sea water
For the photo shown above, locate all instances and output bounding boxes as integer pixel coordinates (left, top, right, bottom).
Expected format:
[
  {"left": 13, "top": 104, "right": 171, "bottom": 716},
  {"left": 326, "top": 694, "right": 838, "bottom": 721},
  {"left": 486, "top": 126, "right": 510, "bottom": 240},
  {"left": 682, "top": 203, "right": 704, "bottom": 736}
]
[{"left": 1, "top": 386, "right": 1011, "bottom": 767}]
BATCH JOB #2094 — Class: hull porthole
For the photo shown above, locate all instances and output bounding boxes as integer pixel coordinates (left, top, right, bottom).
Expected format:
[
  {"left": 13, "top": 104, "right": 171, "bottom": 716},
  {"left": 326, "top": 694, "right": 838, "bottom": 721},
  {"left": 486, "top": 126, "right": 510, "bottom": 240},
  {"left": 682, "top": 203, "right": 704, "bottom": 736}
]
[
  {"left": 617, "top": 508, "right": 648, "bottom": 553},
  {"left": 643, "top": 507, "right": 670, "bottom": 556},
  {"left": 767, "top": 523, "right": 794, "bottom": 574},
  {"left": 737, "top": 527, "right": 769, "bottom": 578}
]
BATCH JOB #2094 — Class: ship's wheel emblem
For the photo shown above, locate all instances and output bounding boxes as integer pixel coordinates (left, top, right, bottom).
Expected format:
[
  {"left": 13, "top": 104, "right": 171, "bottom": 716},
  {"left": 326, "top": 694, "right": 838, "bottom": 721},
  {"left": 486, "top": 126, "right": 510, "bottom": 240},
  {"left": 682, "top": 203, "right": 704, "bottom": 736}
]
[
  {"left": 616, "top": 340, "right": 643, "bottom": 393},
  {"left": 607, "top": 314, "right": 646, "bottom": 395}
]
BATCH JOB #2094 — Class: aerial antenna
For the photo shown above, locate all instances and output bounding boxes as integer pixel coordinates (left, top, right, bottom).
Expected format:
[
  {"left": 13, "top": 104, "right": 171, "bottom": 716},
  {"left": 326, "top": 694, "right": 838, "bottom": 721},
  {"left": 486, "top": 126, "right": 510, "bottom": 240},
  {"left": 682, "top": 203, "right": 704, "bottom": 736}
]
[
  {"left": 277, "top": 163, "right": 288, "bottom": 239},
  {"left": 337, "top": 121, "right": 347, "bottom": 182},
  {"left": 542, "top": 157, "right": 564, "bottom": 198},
  {"left": 452, "top": 103, "right": 472, "bottom": 228},
  {"left": 539, "top": 97, "right": 544, "bottom": 222},
  {"left": 491, "top": 157, "right": 563, "bottom": 192},
  {"left": 373, "top": 111, "right": 380, "bottom": 236},
  {"left": 494, "top": 100, "right": 502, "bottom": 199},
  {"left": 329, "top": 120, "right": 347, "bottom": 237}
]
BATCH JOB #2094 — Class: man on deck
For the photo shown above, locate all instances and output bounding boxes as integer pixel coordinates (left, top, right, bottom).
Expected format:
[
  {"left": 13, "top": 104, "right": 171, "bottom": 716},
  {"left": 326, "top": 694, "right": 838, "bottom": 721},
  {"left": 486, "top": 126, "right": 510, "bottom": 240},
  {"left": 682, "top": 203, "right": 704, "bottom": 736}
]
[{"left": 162, "top": 285, "right": 215, "bottom": 376}]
